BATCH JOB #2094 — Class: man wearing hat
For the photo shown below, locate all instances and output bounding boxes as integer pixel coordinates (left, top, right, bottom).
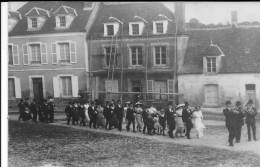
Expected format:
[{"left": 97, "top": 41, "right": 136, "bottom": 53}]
[
  {"left": 165, "top": 102, "right": 177, "bottom": 138},
  {"left": 234, "top": 101, "right": 245, "bottom": 143},
  {"left": 126, "top": 103, "right": 136, "bottom": 132},
  {"left": 245, "top": 99, "right": 257, "bottom": 141},
  {"left": 115, "top": 100, "right": 124, "bottom": 131},
  {"left": 223, "top": 100, "right": 237, "bottom": 146},
  {"left": 182, "top": 102, "right": 193, "bottom": 139}
]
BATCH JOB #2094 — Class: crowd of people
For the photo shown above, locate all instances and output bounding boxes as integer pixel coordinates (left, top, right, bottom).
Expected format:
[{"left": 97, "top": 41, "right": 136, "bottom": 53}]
[
  {"left": 17, "top": 97, "right": 258, "bottom": 144},
  {"left": 17, "top": 97, "right": 55, "bottom": 123},
  {"left": 64, "top": 99, "right": 206, "bottom": 139},
  {"left": 223, "top": 99, "right": 258, "bottom": 146}
]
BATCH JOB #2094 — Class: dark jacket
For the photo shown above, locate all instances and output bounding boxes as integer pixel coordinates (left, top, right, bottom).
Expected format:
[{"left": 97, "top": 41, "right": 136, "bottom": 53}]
[
  {"left": 234, "top": 106, "right": 245, "bottom": 126},
  {"left": 245, "top": 106, "right": 257, "bottom": 124},
  {"left": 88, "top": 106, "right": 97, "bottom": 119},
  {"left": 223, "top": 107, "right": 238, "bottom": 128},
  {"left": 165, "top": 108, "right": 176, "bottom": 126},
  {"left": 182, "top": 106, "right": 192, "bottom": 123},
  {"left": 126, "top": 107, "right": 135, "bottom": 120},
  {"left": 115, "top": 105, "right": 124, "bottom": 120}
]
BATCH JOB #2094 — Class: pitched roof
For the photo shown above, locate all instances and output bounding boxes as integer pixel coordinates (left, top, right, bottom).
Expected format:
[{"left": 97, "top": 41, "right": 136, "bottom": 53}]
[
  {"left": 180, "top": 27, "right": 260, "bottom": 74},
  {"left": 53, "top": 5, "right": 78, "bottom": 16},
  {"left": 9, "top": 1, "right": 92, "bottom": 36},
  {"left": 202, "top": 44, "right": 224, "bottom": 57},
  {"left": 88, "top": 2, "right": 176, "bottom": 39},
  {"left": 25, "top": 7, "right": 50, "bottom": 17}
]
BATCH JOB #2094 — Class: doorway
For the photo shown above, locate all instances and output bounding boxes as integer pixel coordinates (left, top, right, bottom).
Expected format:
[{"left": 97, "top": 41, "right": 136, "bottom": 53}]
[
  {"left": 32, "top": 78, "right": 44, "bottom": 101},
  {"left": 154, "top": 81, "right": 167, "bottom": 100}
]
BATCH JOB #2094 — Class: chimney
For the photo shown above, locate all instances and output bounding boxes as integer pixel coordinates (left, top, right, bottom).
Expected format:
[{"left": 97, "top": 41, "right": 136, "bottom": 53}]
[
  {"left": 231, "top": 11, "right": 238, "bottom": 27},
  {"left": 83, "top": 2, "right": 94, "bottom": 10},
  {"left": 175, "top": 2, "right": 185, "bottom": 34}
]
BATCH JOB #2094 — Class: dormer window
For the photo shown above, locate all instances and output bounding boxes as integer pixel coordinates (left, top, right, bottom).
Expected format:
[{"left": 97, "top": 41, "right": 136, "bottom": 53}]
[
  {"left": 53, "top": 5, "right": 78, "bottom": 29},
  {"left": 59, "top": 16, "right": 66, "bottom": 27},
  {"left": 25, "top": 7, "right": 50, "bottom": 31},
  {"left": 153, "top": 20, "right": 168, "bottom": 34},
  {"left": 206, "top": 57, "right": 217, "bottom": 73},
  {"left": 129, "top": 22, "right": 144, "bottom": 36},
  {"left": 31, "top": 18, "right": 38, "bottom": 28},
  {"left": 104, "top": 23, "right": 119, "bottom": 36}
]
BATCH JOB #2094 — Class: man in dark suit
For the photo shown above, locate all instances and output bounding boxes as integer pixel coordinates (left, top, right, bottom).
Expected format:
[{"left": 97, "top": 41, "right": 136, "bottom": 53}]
[
  {"left": 47, "top": 97, "right": 55, "bottom": 123},
  {"left": 18, "top": 99, "right": 25, "bottom": 121},
  {"left": 223, "top": 100, "right": 237, "bottom": 146},
  {"left": 65, "top": 102, "right": 73, "bottom": 125},
  {"left": 30, "top": 99, "right": 38, "bottom": 122},
  {"left": 88, "top": 101, "right": 97, "bottom": 128},
  {"left": 115, "top": 100, "right": 124, "bottom": 131},
  {"left": 234, "top": 101, "right": 245, "bottom": 143},
  {"left": 182, "top": 102, "right": 193, "bottom": 139},
  {"left": 245, "top": 99, "right": 257, "bottom": 141},
  {"left": 165, "top": 102, "right": 177, "bottom": 138},
  {"left": 126, "top": 103, "right": 136, "bottom": 132}
]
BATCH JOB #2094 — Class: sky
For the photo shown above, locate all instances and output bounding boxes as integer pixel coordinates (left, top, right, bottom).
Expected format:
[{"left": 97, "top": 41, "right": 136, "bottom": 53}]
[{"left": 8, "top": 2, "right": 260, "bottom": 24}]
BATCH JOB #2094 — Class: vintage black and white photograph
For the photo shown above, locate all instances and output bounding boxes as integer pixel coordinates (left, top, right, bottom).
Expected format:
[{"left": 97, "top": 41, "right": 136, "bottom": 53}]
[{"left": 2, "top": 1, "right": 260, "bottom": 167}]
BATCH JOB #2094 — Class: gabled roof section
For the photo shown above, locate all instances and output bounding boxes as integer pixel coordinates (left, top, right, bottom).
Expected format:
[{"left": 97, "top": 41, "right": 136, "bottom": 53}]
[
  {"left": 202, "top": 42, "right": 224, "bottom": 57},
  {"left": 25, "top": 7, "right": 50, "bottom": 17},
  {"left": 180, "top": 27, "right": 260, "bottom": 74},
  {"left": 8, "top": 11, "right": 22, "bottom": 20},
  {"left": 88, "top": 2, "right": 175, "bottom": 39},
  {"left": 53, "top": 5, "right": 78, "bottom": 16},
  {"left": 9, "top": 1, "right": 93, "bottom": 36}
]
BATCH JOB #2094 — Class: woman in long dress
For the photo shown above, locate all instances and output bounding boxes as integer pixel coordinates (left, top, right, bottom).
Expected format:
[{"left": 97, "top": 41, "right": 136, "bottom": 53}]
[
  {"left": 84, "top": 101, "right": 90, "bottom": 123},
  {"left": 135, "top": 102, "right": 143, "bottom": 132},
  {"left": 192, "top": 106, "right": 205, "bottom": 138},
  {"left": 96, "top": 103, "right": 105, "bottom": 128}
]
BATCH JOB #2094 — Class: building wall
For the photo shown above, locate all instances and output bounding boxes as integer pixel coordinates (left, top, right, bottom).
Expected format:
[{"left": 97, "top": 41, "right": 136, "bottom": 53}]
[
  {"left": 8, "top": 33, "right": 89, "bottom": 101},
  {"left": 178, "top": 73, "right": 260, "bottom": 111}
]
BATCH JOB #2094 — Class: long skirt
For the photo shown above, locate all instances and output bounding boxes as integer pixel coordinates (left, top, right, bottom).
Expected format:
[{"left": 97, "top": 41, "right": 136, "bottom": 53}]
[
  {"left": 136, "top": 114, "right": 143, "bottom": 130},
  {"left": 97, "top": 113, "right": 106, "bottom": 127}
]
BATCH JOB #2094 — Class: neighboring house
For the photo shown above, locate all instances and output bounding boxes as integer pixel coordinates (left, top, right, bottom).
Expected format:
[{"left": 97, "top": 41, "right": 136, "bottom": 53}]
[
  {"left": 178, "top": 27, "right": 260, "bottom": 111},
  {"left": 87, "top": 2, "right": 188, "bottom": 102},
  {"left": 8, "top": 1, "right": 99, "bottom": 104}
]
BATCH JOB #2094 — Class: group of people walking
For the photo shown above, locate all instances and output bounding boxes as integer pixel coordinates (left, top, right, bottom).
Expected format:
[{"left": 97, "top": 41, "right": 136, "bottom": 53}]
[
  {"left": 64, "top": 99, "right": 206, "bottom": 139},
  {"left": 17, "top": 97, "right": 55, "bottom": 123},
  {"left": 223, "top": 99, "right": 258, "bottom": 146}
]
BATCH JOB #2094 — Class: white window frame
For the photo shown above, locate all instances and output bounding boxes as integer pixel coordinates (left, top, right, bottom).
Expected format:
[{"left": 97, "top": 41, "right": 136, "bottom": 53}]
[
  {"left": 206, "top": 56, "right": 217, "bottom": 73},
  {"left": 151, "top": 43, "right": 169, "bottom": 66},
  {"left": 8, "top": 77, "right": 16, "bottom": 99},
  {"left": 56, "top": 41, "right": 71, "bottom": 64},
  {"left": 8, "top": 43, "right": 14, "bottom": 65},
  {"left": 56, "top": 15, "right": 67, "bottom": 28},
  {"left": 58, "top": 74, "right": 73, "bottom": 98},
  {"left": 129, "top": 46, "right": 143, "bottom": 66},
  {"left": 104, "top": 22, "right": 119, "bottom": 37},
  {"left": 153, "top": 20, "right": 168, "bottom": 34},
  {"left": 129, "top": 22, "right": 144, "bottom": 36},
  {"left": 27, "top": 42, "right": 42, "bottom": 65},
  {"left": 27, "top": 17, "right": 39, "bottom": 30},
  {"left": 28, "top": 75, "right": 46, "bottom": 99},
  {"left": 102, "top": 44, "right": 119, "bottom": 67}
]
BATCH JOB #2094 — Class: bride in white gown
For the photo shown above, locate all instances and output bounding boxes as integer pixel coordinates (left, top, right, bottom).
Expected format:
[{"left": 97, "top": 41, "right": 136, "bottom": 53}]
[{"left": 192, "top": 106, "right": 205, "bottom": 138}]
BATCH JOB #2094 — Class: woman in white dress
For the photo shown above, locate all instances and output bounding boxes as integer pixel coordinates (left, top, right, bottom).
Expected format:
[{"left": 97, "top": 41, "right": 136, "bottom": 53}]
[
  {"left": 135, "top": 102, "right": 143, "bottom": 132},
  {"left": 192, "top": 106, "right": 205, "bottom": 138},
  {"left": 175, "top": 104, "right": 185, "bottom": 137},
  {"left": 84, "top": 102, "right": 90, "bottom": 123}
]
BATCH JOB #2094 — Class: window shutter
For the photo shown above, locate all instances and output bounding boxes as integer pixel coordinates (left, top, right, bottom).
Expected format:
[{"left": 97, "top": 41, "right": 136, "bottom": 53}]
[
  {"left": 41, "top": 43, "right": 48, "bottom": 64},
  {"left": 51, "top": 43, "right": 57, "bottom": 64},
  {"left": 55, "top": 16, "right": 60, "bottom": 28},
  {"left": 28, "top": 18, "right": 32, "bottom": 29},
  {"left": 167, "top": 80, "right": 174, "bottom": 93},
  {"left": 14, "top": 77, "right": 21, "bottom": 98},
  {"left": 70, "top": 42, "right": 76, "bottom": 63},
  {"left": 22, "top": 44, "right": 29, "bottom": 65},
  {"left": 203, "top": 57, "right": 207, "bottom": 73},
  {"left": 53, "top": 76, "right": 60, "bottom": 98},
  {"left": 129, "top": 23, "right": 133, "bottom": 35},
  {"left": 152, "top": 22, "right": 156, "bottom": 34},
  {"left": 147, "top": 80, "right": 153, "bottom": 92},
  {"left": 72, "top": 75, "right": 79, "bottom": 97},
  {"left": 13, "top": 45, "right": 19, "bottom": 65}
]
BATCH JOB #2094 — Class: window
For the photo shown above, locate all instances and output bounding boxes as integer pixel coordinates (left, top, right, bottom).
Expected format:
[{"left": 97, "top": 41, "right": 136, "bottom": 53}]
[
  {"left": 60, "top": 76, "right": 72, "bottom": 97},
  {"left": 154, "top": 46, "right": 167, "bottom": 65},
  {"left": 206, "top": 57, "right": 217, "bottom": 72},
  {"left": 30, "top": 44, "right": 41, "bottom": 64},
  {"left": 132, "top": 24, "right": 139, "bottom": 35},
  {"left": 130, "top": 46, "right": 143, "bottom": 65},
  {"left": 8, "top": 45, "right": 13, "bottom": 65},
  {"left": 107, "top": 25, "right": 114, "bottom": 36},
  {"left": 58, "top": 43, "right": 70, "bottom": 63},
  {"left": 59, "top": 16, "right": 66, "bottom": 27},
  {"left": 31, "top": 18, "right": 38, "bottom": 28},
  {"left": 8, "top": 78, "right": 16, "bottom": 98},
  {"left": 246, "top": 84, "right": 256, "bottom": 91},
  {"left": 104, "top": 46, "right": 118, "bottom": 66},
  {"left": 156, "top": 22, "right": 164, "bottom": 33}
]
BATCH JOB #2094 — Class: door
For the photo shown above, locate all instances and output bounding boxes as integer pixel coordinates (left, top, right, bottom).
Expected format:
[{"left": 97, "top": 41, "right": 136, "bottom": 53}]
[
  {"left": 154, "top": 81, "right": 167, "bottom": 100},
  {"left": 32, "top": 78, "right": 43, "bottom": 101},
  {"left": 204, "top": 84, "right": 218, "bottom": 106},
  {"left": 245, "top": 84, "right": 256, "bottom": 105}
]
